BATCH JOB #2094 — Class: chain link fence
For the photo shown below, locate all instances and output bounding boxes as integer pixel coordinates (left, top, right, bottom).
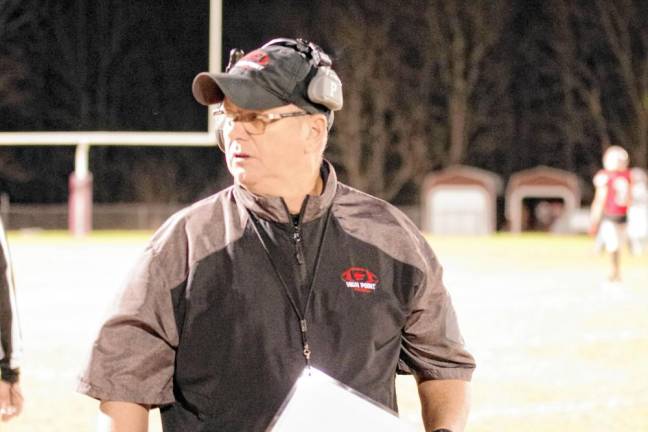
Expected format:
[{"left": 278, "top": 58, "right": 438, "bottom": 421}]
[
  {"left": 1, "top": 202, "right": 421, "bottom": 232},
  {"left": 2, "top": 202, "right": 185, "bottom": 231}
]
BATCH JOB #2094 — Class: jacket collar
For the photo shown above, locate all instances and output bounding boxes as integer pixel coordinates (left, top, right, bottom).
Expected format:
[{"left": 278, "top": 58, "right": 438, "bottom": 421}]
[{"left": 233, "top": 160, "right": 338, "bottom": 224}]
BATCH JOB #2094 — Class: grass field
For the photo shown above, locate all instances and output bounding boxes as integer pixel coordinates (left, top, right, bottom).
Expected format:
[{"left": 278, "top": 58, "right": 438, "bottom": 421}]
[{"left": 3, "top": 231, "right": 648, "bottom": 432}]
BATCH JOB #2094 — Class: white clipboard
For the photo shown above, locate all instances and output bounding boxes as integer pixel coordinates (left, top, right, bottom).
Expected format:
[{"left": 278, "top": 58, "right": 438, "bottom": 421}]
[{"left": 267, "top": 367, "right": 418, "bottom": 431}]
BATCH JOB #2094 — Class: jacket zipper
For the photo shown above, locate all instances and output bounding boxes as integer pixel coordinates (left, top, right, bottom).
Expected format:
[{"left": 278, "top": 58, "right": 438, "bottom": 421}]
[
  {"left": 287, "top": 196, "right": 309, "bottom": 266},
  {"left": 292, "top": 220, "right": 306, "bottom": 265},
  {"left": 248, "top": 203, "right": 334, "bottom": 368}
]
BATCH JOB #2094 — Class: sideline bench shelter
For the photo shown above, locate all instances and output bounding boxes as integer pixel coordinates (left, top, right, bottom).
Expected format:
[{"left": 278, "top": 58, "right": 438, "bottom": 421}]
[
  {"left": 421, "top": 165, "right": 502, "bottom": 235},
  {"left": 505, "top": 166, "right": 581, "bottom": 233}
]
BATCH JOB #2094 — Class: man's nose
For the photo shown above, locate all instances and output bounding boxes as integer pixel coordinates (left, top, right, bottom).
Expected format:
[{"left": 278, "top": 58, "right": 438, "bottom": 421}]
[{"left": 225, "top": 120, "right": 249, "bottom": 142}]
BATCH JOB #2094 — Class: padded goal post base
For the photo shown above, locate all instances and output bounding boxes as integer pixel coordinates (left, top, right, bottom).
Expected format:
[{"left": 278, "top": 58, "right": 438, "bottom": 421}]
[{"left": 68, "top": 173, "right": 93, "bottom": 236}]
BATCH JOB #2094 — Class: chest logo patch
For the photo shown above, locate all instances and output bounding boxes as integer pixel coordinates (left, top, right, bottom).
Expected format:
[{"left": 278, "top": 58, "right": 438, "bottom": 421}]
[{"left": 341, "top": 267, "right": 379, "bottom": 293}]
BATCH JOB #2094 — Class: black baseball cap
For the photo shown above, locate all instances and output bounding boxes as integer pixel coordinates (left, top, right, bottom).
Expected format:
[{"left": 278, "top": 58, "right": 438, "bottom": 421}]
[{"left": 192, "top": 42, "right": 330, "bottom": 116}]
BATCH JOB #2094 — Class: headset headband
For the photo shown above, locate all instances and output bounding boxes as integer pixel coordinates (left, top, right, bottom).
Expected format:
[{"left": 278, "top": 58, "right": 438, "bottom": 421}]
[{"left": 261, "top": 38, "right": 332, "bottom": 68}]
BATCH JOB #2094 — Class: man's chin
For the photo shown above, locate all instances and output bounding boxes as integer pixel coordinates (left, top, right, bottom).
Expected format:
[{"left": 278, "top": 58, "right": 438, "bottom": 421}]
[{"left": 233, "top": 171, "right": 257, "bottom": 190}]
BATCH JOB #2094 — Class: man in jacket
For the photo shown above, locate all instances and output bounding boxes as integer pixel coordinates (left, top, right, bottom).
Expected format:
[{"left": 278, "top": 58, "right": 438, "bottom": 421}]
[
  {"left": 79, "top": 38, "right": 476, "bottom": 432},
  {"left": 0, "top": 217, "right": 23, "bottom": 422}
]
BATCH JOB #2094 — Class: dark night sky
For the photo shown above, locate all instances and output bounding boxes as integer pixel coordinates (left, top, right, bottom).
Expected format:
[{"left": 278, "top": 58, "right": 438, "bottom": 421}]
[{"left": 0, "top": 0, "right": 645, "bottom": 204}]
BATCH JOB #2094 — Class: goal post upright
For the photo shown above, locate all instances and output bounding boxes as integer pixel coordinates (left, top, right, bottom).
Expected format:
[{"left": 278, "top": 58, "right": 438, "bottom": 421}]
[
  {"left": 69, "top": 138, "right": 92, "bottom": 236},
  {"left": 0, "top": 0, "right": 222, "bottom": 236},
  {"left": 208, "top": 0, "right": 223, "bottom": 136}
]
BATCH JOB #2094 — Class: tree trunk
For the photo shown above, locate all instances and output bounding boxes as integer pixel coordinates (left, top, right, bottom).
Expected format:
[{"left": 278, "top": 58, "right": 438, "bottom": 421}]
[{"left": 448, "top": 90, "right": 467, "bottom": 165}]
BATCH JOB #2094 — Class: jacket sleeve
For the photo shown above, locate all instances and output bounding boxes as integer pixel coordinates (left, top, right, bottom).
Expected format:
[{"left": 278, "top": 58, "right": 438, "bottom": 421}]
[
  {"left": 398, "top": 236, "right": 476, "bottom": 381},
  {"left": 77, "top": 223, "right": 188, "bottom": 406},
  {"left": 0, "top": 219, "right": 21, "bottom": 384}
]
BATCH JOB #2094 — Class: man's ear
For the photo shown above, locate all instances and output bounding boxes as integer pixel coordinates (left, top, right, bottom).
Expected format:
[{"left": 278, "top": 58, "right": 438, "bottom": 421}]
[{"left": 305, "top": 114, "right": 327, "bottom": 153}]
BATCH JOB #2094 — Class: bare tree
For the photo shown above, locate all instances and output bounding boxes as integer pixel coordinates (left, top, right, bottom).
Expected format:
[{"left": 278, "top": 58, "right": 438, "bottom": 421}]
[
  {"left": 42, "top": 1, "right": 156, "bottom": 129},
  {"left": 324, "top": 2, "right": 431, "bottom": 200},
  {"left": 546, "top": 0, "right": 610, "bottom": 171},
  {"left": 0, "top": 0, "right": 37, "bottom": 111},
  {"left": 595, "top": 0, "right": 648, "bottom": 167},
  {"left": 316, "top": 0, "right": 513, "bottom": 200},
  {"left": 0, "top": 58, "right": 26, "bottom": 110},
  {"left": 422, "top": 0, "right": 511, "bottom": 165},
  {"left": 548, "top": 0, "right": 648, "bottom": 169},
  {"left": 0, "top": 0, "right": 38, "bottom": 182}
]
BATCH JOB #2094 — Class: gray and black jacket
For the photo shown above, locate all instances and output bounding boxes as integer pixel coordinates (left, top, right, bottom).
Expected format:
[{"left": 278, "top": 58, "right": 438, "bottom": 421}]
[
  {"left": 0, "top": 218, "right": 21, "bottom": 384},
  {"left": 79, "top": 161, "right": 475, "bottom": 431}
]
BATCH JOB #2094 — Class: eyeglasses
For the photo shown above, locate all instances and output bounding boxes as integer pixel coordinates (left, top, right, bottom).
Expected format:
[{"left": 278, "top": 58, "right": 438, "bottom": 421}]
[{"left": 212, "top": 108, "right": 310, "bottom": 136}]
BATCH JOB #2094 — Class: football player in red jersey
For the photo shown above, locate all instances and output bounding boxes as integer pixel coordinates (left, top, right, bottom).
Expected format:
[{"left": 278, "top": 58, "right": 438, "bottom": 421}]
[{"left": 590, "top": 146, "right": 632, "bottom": 281}]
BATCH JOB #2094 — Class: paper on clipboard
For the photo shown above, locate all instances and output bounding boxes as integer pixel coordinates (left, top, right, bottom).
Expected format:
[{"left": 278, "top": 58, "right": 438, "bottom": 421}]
[{"left": 267, "top": 367, "right": 418, "bottom": 431}]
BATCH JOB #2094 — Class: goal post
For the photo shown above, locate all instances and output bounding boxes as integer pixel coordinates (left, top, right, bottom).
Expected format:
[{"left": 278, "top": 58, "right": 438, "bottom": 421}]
[
  {"left": 0, "top": 132, "right": 216, "bottom": 236},
  {"left": 0, "top": 0, "right": 223, "bottom": 236}
]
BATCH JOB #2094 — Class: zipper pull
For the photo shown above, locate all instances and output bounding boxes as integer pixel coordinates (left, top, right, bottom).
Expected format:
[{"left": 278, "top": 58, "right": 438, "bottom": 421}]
[
  {"left": 293, "top": 226, "right": 305, "bottom": 265},
  {"left": 300, "top": 319, "right": 312, "bottom": 368},
  {"left": 303, "top": 343, "right": 311, "bottom": 364}
]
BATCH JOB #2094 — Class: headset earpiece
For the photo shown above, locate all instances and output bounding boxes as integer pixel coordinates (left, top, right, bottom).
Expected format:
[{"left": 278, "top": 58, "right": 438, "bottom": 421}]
[
  {"left": 261, "top": 38, "right": 343, "bottom": 111},
  {"left": 308, "top": 66, "right": 343, "bottom": 111}
]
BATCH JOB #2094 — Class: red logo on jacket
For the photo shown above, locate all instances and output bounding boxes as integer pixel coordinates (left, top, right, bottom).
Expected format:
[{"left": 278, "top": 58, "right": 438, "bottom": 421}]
[{"left": 341, "top": 267, "right": 379, "bottom": 293}]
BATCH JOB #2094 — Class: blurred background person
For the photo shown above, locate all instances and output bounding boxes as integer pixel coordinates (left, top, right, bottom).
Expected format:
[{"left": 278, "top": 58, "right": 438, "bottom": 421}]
[
  {"left": 627, "top": 167, "right": 648, "bottom": 255},
  {"left": 590, "top": 146, "right": 632, "bottom": 282},
  {"left": 0, "top": 217, "right": 23, "bottom": 422}
]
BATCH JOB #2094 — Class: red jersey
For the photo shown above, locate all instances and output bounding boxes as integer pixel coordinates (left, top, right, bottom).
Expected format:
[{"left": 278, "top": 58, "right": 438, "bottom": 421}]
[{"left": 594, "top": 169, "right": 631, "bottom": 216}]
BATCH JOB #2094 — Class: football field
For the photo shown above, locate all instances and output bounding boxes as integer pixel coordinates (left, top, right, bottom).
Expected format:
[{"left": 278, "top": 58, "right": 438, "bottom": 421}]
[{"left": 4, "top": 232, "right": 648, "bottom": 431}]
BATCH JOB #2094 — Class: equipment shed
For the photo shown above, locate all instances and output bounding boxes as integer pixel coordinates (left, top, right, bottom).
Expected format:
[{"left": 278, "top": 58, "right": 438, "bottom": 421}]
[
  {"left": 421, "top": 165, "right": 502, "bottom": 235},
  {"left": 505, "top": 166, "right": 581, "bottom": 233}
]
